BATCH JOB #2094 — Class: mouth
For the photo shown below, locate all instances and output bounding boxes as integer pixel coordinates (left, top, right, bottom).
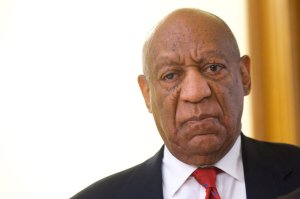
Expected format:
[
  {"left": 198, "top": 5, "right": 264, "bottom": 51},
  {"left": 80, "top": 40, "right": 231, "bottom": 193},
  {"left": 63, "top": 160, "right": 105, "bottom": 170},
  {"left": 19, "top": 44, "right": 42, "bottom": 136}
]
[
  {"left": 179, "top": 114, "right": 219, "bottom": 134},
  {"left": 184, "top": 114, "right": 218, "bottom": 124}
]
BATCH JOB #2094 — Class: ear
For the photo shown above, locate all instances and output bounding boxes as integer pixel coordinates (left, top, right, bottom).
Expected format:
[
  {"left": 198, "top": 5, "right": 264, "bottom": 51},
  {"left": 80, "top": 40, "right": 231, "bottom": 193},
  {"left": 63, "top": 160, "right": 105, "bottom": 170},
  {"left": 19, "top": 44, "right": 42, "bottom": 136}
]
[
  {"left": 239, "top": 55, "right": 251, "bottom": 96},
  {"left": 138, "top": 75, "right": 152, "bottom": 113}
]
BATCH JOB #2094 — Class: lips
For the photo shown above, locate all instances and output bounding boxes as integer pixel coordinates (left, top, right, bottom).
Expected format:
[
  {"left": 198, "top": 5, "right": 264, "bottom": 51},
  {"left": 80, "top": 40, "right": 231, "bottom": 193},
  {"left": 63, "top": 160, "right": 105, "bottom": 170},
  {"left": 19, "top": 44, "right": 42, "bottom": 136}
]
[
  {"left": 177, "top": 113, "right": 219, "bottom": 131},
  {"left": 176, "top": 114, "right": 220, "bottom": 138},
  {"left": 183, "top": 114, "right": 218, "bottom": 124}
]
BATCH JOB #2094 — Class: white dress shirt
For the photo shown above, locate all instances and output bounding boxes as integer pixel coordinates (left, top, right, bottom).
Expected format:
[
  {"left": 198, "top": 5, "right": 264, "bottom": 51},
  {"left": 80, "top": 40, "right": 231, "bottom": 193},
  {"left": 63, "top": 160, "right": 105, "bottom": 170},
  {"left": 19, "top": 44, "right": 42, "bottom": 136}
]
[{"left": 162, "top": 135, "right": 247, "bottom": 199}]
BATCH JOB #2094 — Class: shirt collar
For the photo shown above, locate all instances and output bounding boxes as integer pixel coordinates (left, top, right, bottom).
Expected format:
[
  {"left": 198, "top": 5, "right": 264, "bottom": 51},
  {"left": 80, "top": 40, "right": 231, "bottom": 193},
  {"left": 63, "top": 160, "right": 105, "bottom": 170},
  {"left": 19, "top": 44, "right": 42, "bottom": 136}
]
[
  {"left": 162, "top": 145, "right": 197, "bottom": 196},
  {"left": 162, "top": 135, "right": 243, "bottom": 196},
  {"left": 215, "top": 135, "right": 244, "bottom": 182}
]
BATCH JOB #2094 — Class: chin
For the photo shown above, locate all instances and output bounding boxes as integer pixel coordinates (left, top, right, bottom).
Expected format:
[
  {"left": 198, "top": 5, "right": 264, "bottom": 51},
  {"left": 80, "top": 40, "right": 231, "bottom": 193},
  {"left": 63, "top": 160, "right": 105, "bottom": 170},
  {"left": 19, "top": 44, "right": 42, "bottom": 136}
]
[
  {"left": 190, "top": 131, "right": 222, "bottom": 144},
  {"left": 189, "top": 136, "right": 223, "bottom": 154},
  {"left": 167, "top": 137, "right": 226, "bottom": 166},
  {"left": 176, "top": 146, "right": 224, "bottom": 166}
]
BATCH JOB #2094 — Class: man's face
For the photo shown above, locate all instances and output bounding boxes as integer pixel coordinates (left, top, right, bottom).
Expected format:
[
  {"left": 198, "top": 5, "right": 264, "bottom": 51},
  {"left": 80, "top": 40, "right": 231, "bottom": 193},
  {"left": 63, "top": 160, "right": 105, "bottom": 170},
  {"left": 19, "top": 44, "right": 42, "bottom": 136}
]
[{"left": 138, "top": 12, "right": 250, "bottom": 166}]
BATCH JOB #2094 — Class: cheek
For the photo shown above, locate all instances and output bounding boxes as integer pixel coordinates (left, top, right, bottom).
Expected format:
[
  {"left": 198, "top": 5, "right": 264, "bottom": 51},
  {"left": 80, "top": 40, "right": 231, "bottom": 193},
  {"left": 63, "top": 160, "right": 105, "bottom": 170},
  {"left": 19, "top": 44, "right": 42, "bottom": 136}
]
[
  {"left": 217, "top": 81, "right": 244, "bottom": 128},
  {"left": 228, "top": 77, "right": 244, "bottom": 111},
  {"left": 150, "top": 85, "right": 181, "bottom": 140}
]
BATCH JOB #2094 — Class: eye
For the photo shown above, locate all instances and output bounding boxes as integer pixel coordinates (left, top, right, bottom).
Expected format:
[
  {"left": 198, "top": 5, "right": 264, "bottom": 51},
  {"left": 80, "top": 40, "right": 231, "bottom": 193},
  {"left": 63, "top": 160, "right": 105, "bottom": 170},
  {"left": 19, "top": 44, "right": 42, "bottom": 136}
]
[
  {"left": 202, "top": 63, "right": 227, "bottom": 79},
  {"left": 162, "top": 72, "right": 176, "bottom": 81},
  {"left": 208, "top": 64, "right": 224, "bottom": 72}
]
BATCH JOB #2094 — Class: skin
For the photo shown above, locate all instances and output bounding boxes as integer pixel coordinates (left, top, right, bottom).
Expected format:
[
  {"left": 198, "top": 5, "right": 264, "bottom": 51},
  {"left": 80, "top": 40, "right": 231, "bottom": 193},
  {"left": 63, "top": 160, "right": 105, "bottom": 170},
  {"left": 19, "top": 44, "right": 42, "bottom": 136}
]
[{"left": 138, "top": 8, "right": 251, "bottom": 166}]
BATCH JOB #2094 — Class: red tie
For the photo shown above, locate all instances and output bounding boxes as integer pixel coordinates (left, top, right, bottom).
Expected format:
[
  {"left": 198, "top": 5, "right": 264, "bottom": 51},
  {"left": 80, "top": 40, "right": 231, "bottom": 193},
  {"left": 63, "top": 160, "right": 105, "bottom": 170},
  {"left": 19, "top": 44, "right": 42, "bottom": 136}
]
[{"left": 192, "top": 167, "right": 221, "bottom": 199}]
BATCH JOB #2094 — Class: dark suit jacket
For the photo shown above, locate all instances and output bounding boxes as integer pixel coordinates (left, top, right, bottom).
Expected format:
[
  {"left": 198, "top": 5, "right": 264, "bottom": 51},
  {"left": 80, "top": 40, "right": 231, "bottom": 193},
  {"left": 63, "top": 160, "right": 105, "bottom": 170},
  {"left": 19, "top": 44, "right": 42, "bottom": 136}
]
[
  {"left": 276, "top": 187, "right": 300, "bottom": 199},
  {"left": 71, "top": 134, "right": 300, "bottom": 199}
]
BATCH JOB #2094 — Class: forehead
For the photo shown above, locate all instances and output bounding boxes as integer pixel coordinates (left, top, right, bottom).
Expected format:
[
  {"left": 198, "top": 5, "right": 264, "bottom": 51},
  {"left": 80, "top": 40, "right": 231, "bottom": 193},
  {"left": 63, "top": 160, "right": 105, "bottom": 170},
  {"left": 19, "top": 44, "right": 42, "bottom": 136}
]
[
  {"left": 147, "top": 12, "right": 237, "bottom": 62},
  {"left": 153, "top": 11, "right": 226, "bottom": 45}
]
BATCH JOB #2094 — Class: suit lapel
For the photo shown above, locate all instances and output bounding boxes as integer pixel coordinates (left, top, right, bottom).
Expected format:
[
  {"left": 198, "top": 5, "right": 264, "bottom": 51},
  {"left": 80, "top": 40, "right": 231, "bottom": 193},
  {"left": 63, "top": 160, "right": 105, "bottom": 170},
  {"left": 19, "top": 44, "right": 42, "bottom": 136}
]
[
  {"left": 241, "top": 134, "right": 293, "bottom": 199},
  {"left": 117, "top": 146, "right": 164, "bottom": 199}
]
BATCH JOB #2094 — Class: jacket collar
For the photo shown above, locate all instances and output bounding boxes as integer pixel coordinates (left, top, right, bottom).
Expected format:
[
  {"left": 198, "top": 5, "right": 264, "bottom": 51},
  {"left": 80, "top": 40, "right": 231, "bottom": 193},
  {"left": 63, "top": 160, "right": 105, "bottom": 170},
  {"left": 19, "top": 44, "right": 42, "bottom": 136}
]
[
  {"left": 117, "top": 146, "right": 164, "bottom": 199},
  {"left": 241, "top": 134, "right": 293, "bottom": 199}
]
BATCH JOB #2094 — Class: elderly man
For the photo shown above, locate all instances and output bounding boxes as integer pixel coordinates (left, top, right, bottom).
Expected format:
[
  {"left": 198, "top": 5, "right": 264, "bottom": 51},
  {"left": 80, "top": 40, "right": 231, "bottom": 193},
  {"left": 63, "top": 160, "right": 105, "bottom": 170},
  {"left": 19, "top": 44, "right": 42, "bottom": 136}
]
[{"left": 72, "top": 8, "right": 300, "bottom": 199}]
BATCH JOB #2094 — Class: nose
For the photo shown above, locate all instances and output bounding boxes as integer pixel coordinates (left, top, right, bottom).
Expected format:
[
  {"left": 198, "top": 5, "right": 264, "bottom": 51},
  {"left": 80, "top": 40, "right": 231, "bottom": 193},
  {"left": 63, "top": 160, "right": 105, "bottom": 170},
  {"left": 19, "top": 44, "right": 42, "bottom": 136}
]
[{"left": 180, "top": 69, "right": 212, "bottom": 103}]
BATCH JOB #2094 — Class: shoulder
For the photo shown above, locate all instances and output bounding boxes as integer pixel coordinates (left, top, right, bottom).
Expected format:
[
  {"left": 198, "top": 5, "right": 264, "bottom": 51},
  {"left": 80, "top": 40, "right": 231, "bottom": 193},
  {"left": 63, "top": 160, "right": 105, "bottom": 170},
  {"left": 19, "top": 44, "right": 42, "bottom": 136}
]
[
  {"left": 241, "top": 134, "right": 300, "bottom": 179},
  {"left": 241, "top": 134, "right": 300, "bottom": 198},
  {"left": 71, "top": 147, "right": 164, "bottom": 199},
  {"left": 71, "top": 164, "right": 142, "bottom": 199},
  {"left": 242, "top": 134, "right": 300, "bottom": 160}
]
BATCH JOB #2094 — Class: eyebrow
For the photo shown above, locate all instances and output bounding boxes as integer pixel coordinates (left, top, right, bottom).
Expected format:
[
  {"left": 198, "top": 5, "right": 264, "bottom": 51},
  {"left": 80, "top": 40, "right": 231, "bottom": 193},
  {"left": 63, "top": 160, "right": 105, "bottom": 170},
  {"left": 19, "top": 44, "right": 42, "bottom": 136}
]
[
  {"left": 154, "top": 50, "right": 229, "bottom": 68},
  {"left": 192, "top": 50, "right": 230, "bottom": 65},
  {"left": 154, "top": 54, "right": 183, "bottom": 68}
]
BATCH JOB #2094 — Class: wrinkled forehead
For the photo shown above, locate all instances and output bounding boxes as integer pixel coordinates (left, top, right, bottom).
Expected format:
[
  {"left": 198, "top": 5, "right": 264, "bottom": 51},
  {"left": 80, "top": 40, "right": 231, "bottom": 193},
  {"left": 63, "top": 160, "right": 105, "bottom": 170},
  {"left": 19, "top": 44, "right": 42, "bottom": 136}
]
[
  {"left": 154, "top": 12, "right": 237, "bottom": 54},
  {"left": 154, "top": 11, "right": 224, "bottom": 42},
  {"left": 143, "top": 10, "right": 240, "bottom": 74}
]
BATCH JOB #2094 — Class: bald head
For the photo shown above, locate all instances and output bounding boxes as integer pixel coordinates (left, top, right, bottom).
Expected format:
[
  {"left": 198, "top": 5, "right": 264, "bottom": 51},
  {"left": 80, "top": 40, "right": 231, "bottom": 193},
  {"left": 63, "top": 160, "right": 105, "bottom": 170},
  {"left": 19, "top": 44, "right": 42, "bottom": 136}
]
[{"left": 142, "top": 8, "right": 240, "bottom": 76}]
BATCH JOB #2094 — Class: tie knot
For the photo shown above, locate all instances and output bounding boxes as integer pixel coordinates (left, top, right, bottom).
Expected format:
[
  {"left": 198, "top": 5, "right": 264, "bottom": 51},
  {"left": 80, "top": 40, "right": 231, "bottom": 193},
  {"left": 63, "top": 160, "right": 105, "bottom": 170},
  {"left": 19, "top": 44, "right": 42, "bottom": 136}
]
[{"left": 192, "top": 167, "right": 217, "bottom": 188}]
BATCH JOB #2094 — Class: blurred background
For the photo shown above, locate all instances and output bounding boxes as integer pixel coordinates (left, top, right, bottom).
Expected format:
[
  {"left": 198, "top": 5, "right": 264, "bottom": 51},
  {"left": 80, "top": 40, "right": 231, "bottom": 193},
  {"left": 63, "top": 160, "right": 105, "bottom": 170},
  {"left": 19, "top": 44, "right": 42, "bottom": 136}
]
[{"left": 0, "top": 0, "right": 299, "bottom": 198}]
